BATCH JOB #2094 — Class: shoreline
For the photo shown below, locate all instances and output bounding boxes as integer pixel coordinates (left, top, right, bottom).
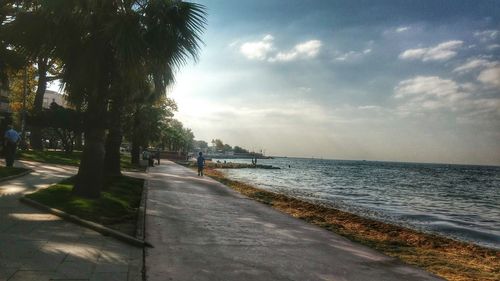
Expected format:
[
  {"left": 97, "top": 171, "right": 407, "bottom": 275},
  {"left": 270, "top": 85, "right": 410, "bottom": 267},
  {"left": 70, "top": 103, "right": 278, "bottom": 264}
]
[{"left": 203, "top": 167, "right": 499, "bottom": 281}]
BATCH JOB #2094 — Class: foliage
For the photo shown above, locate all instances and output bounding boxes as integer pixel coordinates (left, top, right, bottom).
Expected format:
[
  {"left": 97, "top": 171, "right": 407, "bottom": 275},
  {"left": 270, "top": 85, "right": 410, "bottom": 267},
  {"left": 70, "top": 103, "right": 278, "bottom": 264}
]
[
  {"left": 234, "top": 145, "right": 249, "bottom": 154},
  {"left": 27, "top": 102, "right": 82, "bottom": 152},
  {"left": 159, "top": 118, "right": 194, "bottom": 152},
  {"left": 6, "top": 0, "right": 206, "bottom": 197},
  {"left": 193, "top": 139, "right": 208, "bottom": 150}
]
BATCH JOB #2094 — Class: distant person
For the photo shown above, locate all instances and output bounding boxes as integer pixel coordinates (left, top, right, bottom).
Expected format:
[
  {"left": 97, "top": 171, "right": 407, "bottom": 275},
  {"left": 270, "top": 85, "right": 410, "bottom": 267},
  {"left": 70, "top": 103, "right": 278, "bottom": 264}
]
[
  {"left": 143, "top": 149, "right": 154, "bottom": 167},
  {"left": 197, "top": 152, "right": 205, "bottom": 176},
  {"left": 156, "top": 148, "right": 161, "bottom": 165},
  {"left": 4, "top": 125, "right": 20, "bottom": 167}
]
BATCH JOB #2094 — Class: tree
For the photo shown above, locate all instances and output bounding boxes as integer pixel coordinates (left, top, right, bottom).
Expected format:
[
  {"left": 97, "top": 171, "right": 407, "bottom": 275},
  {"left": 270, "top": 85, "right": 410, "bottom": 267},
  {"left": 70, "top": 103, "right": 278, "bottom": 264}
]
[
  {"left": 2, "top": 1, "right": 64, "bottom": 150},
  {"left": 234, "top": 146, "right": 249, "bottom": 154},
  {"left": 28, "top": 102, "right": 83, "bottom": 153},
  {"left": 223, "top": 144, "right": 232, "bottom": 152},
  {"left": 8, "top": 1, "right": 205, "bottom": 198},
  {"left": 213, "top": 139, "right": 224, "bottom": 151}
]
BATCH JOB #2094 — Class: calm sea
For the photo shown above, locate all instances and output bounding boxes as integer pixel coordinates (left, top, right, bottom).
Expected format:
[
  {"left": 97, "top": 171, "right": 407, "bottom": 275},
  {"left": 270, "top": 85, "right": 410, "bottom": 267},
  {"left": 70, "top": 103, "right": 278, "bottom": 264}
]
[{"left": 218, "top": 158, "right": 500, "bottom": 249}]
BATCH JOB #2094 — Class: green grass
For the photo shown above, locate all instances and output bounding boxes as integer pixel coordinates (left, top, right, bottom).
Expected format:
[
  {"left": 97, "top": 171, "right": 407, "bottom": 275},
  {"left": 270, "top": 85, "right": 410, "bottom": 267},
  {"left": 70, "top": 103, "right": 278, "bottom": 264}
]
[
  {"left": 18, "top": 150, "right": 145, "bottom": 171},
  {"left": 25, "top": 175, "right": 144, "bottom": 226},
  {"left": 19, "top": 150, "right": 82, "bottom": 166},
  {"left": 0, "top": 167, "right": 30, "bottom": 179}
]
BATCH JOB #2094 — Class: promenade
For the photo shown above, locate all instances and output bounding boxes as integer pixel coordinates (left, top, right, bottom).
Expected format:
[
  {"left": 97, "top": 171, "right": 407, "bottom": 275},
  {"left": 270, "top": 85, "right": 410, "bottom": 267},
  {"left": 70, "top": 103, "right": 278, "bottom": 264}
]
[
  {"left": 0, "top": 161, "right": 142, "bottom": 281},
  {"left": 0, "top": 159, "right": 445, "bottom": 281},
  {"left": 144, "top": 161, "right": 443, "bottom": 281}
]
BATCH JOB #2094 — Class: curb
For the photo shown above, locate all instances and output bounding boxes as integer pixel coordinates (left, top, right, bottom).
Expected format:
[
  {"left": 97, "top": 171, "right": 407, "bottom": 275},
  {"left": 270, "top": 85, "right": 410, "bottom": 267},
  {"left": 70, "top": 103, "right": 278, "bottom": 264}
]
[
  {"left": 19, "top": 197, "right": 152, "bottom": 248},
  {"left": 0, "top": 169, "right": 33, "bottom": 183}
]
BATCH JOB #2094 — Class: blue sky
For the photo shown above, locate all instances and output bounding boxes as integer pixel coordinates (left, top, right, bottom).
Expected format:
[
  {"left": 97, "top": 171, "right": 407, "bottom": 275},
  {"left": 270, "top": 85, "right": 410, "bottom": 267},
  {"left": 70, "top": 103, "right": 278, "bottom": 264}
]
[{"left": 169, "top": 0, "right": 500, "bottom": 165}]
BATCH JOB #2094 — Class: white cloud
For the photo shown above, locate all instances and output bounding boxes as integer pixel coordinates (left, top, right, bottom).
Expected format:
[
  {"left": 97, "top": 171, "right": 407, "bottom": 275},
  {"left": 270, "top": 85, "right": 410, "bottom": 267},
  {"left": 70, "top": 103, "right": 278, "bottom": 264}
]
[
  {"left": 358, "top": 105, "right": 381, "bottom": 110},
  {"left": 478, "top": 66, "right": 500, "bottom": 89},
  {"left": 238, "top": 35, "right": 321, "bottom": 62},
  {"left": 394, "top": 76, "right": 500, "bottom": 119},
  {"left": 453, "top": 59, "right": 498, "bottom": 73},
  {"left": 335, "top": 48, "right": 372, "bottom": 62},
  {"left": 269, "top": 40, "right": 322, "bottom": 62},
  {"left": 239, "top": 34, "right": 275, "bottom": 60},
  {"left": 395, "top": 76, "right": 463, "bottom": 99},
  {"left": 396, "top": 26, "right": 410, "bottom": 33},
  {"left": 487, "top": 44, "right": 500, "bottom": 51},
  {"left": 474, "top": 30, "right": 498, "bottom": 42},
  {"left": 399, "top": 40, "right": 463, "bottom": 62}
]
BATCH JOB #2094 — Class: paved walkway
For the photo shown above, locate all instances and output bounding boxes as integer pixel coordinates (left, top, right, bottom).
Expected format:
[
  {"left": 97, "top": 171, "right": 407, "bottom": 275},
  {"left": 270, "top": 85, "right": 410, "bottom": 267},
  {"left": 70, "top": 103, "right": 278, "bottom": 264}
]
[
  {"left": 144, "top": 160, "right": 443, "bottom": 281},
  {"left": 0, "top": 160, "right": 142, "bottom": 281}
]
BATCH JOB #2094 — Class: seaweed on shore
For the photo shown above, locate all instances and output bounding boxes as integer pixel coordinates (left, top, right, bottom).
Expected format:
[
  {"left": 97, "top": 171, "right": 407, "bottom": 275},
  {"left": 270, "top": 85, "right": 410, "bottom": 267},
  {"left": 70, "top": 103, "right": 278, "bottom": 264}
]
[{"left": 204, "top": 168, "right": 500, "bottom": 281}]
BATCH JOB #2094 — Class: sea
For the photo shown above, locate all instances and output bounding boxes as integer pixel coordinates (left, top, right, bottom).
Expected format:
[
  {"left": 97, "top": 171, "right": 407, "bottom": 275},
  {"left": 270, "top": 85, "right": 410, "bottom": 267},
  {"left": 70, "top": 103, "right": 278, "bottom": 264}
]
[{"left": 217, "top": 157, "right": 500, "bottom": 249}]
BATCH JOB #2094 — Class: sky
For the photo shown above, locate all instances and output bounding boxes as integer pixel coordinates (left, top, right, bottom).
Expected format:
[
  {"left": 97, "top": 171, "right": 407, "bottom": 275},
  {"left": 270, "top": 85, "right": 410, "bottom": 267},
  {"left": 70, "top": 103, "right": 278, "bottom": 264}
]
[{"left": 168, "top": 0, "right": 500, "bottom": 165}]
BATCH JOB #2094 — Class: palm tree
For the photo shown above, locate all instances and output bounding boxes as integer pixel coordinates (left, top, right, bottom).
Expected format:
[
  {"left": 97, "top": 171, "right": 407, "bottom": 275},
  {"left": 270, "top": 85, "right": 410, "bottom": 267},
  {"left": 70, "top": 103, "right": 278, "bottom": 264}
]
[
  {"left": 102, "top": 0, "right": 206, "bottom": 177},
  {"left": 51, "top": 0, "right": 205, "bottom": 197},
  {"left": 8, "top": 0, "right": 205, "bottom": 198}
]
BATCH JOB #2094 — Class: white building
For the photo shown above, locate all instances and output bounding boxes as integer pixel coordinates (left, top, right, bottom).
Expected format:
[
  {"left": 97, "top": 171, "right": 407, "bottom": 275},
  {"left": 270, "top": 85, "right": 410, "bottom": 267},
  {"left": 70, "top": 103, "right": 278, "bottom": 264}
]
[{"left": 43, "top": 90, "right": 68, "bottom": 108}]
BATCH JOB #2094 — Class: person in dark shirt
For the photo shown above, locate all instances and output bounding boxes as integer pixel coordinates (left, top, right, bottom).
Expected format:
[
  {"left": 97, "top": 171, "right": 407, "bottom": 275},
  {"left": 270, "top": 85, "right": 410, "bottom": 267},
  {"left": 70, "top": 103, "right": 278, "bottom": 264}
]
[{"left": 197, "top": 152, "right": 205, "bottom": 176}]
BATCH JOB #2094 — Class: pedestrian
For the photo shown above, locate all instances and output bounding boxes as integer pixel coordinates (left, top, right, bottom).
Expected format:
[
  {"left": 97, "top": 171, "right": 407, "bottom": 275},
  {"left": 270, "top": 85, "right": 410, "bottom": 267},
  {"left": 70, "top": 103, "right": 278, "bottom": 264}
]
[
  {"left": 156, "top": 148, "right": 160, "bottom": 165},
  {"left": 4, "top": 125, "right": 20, "bottom": 167},
  {"left": 197, "top": 152, "right": 205, "bottom": 176}
]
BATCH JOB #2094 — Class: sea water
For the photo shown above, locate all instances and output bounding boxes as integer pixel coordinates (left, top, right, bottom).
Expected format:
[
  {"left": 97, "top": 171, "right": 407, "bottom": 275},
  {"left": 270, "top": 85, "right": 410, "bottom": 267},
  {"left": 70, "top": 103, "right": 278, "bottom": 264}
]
[{"left": 218, "top": 158, "right": 500, "bottom": 249}]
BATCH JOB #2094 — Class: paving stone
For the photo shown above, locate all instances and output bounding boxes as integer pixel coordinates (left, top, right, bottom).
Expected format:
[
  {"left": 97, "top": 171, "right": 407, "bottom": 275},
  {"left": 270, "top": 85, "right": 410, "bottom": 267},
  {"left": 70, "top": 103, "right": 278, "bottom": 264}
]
[
  {"left": 0, "top": 267, "right": 17, "bottom": 281},
  {"left": 90, "top": 272, "right": 128, "bottom": 281},
  {"left": 7, "top": 270, "right": 54, "bottom": 281},
  {"left": 0, "top": 161, "right": 143, "bottom": 281},
  {"left": 52, "top": 261, "right": 95, "bottom": 279}
]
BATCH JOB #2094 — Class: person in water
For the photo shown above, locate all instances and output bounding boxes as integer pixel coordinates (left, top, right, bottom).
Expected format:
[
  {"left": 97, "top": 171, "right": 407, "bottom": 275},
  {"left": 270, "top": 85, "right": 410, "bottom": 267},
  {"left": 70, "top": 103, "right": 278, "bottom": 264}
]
[{"left": 197, "top": 152, "right": 205, "bottom": 176}]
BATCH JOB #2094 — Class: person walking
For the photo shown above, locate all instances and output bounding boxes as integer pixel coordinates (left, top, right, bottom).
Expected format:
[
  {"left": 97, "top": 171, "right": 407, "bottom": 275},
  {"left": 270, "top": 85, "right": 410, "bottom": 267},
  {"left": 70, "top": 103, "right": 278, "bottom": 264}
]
[
  {"left": 4, "top": 125, "right": 20, "bottom": 167},
  {"left": 197, "top": 152, "right": 205, "bottom": 176}
]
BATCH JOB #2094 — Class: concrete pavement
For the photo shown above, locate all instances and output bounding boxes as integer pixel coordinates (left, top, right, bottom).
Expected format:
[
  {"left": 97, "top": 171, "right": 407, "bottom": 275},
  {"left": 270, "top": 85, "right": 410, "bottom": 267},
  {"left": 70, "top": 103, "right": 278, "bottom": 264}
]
[
  {"left": 0, "top": 160, "right": 142, "bottom": 281},
  {"left": 144, "top": 160, "right": 443, "bottom": 281}
]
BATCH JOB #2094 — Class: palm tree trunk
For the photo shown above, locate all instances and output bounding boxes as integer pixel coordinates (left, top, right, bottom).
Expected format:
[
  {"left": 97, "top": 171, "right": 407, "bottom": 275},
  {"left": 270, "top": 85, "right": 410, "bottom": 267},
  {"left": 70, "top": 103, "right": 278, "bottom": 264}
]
[
  {"left": 104, "top": 102, "right": 123, "bottom": 176},
  {"left": 72, "top": 99, "right": 107, "bottom": 198},
  {"left": 30, "top": 57, "right": 48, "bottom": 150}
]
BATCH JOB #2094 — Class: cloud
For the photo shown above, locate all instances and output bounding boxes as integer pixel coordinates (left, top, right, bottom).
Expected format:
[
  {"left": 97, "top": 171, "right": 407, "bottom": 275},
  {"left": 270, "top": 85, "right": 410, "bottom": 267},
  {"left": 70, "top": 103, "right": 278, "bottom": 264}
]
[
  {"left": 453, "top": 58, "right": 498, "bottom": 73},
  {"left": 269, "top": 40, "right": 322, "bottom": 62},
  {"left": 238, "top": 35, "right": 321, "bottom": 62},
  {"left": 335, "top": 49, "right": 372, "bottom": 62},
  {"left": 478, "top": 66, "right": 500, "bottom": 89},
  {"left": 394, "top": 76, "right": 500, "bottom": 120},
  {"left": 474, "top": 30, "right": 498, "bottom": 42},
  {"left": 399, "top": 40, "right": 463, "bottom": 61},
  {"left": 395, "top": 76, "right": 464, "bottom": 100},
  {"left": 487, "top": 44, "right": 500, "bottom": 51},
  {"left": 239, "top": 34, "right": 274, "bottom": 60},
  {"left": 396, "top": 26, "right": 410, "bottom": 33}
]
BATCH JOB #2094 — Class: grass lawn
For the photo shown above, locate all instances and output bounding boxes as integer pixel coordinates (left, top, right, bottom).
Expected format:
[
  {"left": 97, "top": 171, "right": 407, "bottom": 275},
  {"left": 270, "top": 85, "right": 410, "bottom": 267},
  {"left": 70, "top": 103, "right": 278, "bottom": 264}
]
[
  {"left": 0, "top": 167, "right": 30, "bottom": 179},
  {"left": 25, "top": 175, "right": 144, "bottom": 236},
  {"left": 18, "top": 150, "right": 145, "bottom": 171}
]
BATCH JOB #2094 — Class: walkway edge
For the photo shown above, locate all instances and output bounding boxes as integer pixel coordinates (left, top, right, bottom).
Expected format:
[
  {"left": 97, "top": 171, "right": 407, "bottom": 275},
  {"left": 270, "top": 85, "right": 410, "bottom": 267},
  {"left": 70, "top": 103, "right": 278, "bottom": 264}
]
[
  {"left": 0, "top": 169, "right": 33, "bottom": 183},
  {"left": 19, "top": 197, "right": 151, "bottom": 248}
]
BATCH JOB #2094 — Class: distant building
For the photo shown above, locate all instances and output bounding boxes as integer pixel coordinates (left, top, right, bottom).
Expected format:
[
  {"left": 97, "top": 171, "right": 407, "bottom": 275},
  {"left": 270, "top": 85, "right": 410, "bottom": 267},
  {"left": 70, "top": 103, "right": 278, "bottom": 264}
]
[{"left": 43, "top": 90, "right": 68, "bottom": 108}]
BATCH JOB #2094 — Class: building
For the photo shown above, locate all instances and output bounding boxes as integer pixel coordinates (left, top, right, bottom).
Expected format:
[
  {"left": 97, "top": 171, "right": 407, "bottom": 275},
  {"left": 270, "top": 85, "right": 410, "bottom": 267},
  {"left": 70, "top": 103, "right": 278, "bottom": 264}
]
[{"left": 43, "top": 90, "right": 68, "bottom": 108}]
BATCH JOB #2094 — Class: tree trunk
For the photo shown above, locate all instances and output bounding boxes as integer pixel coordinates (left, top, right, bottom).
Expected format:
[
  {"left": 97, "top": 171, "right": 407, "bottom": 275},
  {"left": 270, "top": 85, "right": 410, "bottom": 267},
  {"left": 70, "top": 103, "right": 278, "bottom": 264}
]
[
  {"left": 72, "top": 100, "right": 107, "bottom": 198},
  {"left": 131, "top": 142, "right": 140, "bottom": 165},
  {"left": 30, "top": 57, "right": 48, "bottom": 150},
  {"left": 104, "top": 102, "right": 123, "bottom": 176}
]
